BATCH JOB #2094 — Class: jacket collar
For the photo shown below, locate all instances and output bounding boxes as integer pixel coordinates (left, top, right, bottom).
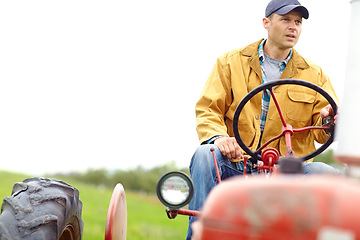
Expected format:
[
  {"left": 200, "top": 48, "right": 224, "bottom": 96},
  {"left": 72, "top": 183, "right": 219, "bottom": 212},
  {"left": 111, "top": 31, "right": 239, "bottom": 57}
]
[{"left": 241, "top": 39, "right": 310, "bottom": 79}]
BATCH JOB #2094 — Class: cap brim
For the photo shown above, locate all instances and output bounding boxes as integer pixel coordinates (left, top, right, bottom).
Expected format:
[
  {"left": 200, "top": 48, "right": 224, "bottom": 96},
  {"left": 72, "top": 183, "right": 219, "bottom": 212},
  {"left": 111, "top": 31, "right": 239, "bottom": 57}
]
[{"left": 276, "top": 5, "right": 309, "bottom": 19}]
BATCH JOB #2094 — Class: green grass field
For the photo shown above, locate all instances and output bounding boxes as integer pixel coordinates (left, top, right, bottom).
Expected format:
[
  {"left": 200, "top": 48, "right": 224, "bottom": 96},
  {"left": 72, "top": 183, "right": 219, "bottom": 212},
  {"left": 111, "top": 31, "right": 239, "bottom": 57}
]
[{"left": 0, "top": 170, "right": 188, "bottom": 240}]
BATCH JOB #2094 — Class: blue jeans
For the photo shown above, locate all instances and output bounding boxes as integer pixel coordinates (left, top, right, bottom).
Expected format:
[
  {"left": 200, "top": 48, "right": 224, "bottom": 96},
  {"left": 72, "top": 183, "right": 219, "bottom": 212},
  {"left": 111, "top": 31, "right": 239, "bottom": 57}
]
[{"left": 185, "top": 144, "right": 336, "bottom": 240}]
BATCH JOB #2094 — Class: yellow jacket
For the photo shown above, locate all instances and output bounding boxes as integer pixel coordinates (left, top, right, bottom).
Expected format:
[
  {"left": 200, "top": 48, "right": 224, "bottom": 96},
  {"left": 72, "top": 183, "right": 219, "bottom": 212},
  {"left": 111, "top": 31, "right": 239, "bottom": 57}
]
[{"left": 195, "top": 39, "right": 338, "bottom": 160}]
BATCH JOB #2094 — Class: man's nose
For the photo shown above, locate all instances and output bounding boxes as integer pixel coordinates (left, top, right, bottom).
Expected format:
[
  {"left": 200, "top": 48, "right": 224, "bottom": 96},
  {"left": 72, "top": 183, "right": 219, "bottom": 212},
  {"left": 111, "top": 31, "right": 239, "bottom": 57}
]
[{"left": 288, "top": 21, "right": 297, "bottom": 30}]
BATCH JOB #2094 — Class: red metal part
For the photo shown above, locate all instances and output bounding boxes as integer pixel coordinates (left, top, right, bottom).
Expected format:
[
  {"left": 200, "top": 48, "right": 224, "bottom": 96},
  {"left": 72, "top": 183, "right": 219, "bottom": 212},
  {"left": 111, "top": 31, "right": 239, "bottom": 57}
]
[
  {"left": 210, "top": 147, "right": 222, "bottom": 184},
  {"left": 293, "top": 125, "right": 331, "bottom": 132},
  {"left": 243, "top": 155, "right": 248, "bottom": 175},
  {"left": 270, "top": 89, "right": 287, "bottom": 127},
  {"left": 167, "top": 209, "right": 201, "bottom": 219},
  {"left": 257, "top": 125, "right": 331, "bottom": 155},
  {"left": 195, "top": 175, "right": 360, "bottom": 240},
  {"left": 282, "top": 124, "right": 294, "bottom": 156},
  {"left": 105, "top": 184, "right": 127, "bottom": 240},
  {"left": 261, "top": 148, "right": 280, "bottom": 167}
]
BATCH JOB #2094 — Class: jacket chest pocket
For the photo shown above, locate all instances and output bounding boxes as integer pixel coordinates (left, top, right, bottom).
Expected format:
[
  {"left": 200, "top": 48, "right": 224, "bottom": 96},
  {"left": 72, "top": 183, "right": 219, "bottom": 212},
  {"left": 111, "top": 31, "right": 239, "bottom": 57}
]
[{"left": 286, "top": 89, "right": 316, "bottom": 122}]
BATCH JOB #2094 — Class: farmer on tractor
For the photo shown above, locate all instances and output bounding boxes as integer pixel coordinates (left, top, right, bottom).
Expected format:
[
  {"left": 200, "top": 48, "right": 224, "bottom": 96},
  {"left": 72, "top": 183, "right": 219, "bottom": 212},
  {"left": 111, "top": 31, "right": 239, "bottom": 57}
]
[{"left": 186, "top": 0, "right": 339, "bottom": 239}]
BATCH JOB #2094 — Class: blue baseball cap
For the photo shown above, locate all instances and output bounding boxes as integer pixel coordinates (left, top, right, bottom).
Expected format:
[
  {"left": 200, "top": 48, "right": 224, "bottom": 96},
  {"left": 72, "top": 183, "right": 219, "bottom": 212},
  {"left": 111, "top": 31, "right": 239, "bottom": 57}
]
[{"left": 265, "top": 0, "right": 309, "bottom": 19}]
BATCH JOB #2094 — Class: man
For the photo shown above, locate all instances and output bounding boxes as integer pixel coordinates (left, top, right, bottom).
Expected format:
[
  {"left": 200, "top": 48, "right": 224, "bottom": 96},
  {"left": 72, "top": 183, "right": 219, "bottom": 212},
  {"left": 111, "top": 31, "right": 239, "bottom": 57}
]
[{"left": 186, "top": 0, "right": 338, "bottom": 239}]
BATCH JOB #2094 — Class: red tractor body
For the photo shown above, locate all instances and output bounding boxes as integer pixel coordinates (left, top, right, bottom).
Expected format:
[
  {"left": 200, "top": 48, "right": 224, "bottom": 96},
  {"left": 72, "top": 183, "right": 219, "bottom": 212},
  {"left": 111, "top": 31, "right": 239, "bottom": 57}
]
[{"left": 197, "top": 174, "right": 360, "bottom": 240}]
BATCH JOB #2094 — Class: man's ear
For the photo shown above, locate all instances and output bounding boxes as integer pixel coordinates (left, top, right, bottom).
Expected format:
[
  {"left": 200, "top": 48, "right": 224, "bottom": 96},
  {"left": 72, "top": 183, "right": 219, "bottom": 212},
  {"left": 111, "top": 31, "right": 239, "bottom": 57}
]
[{"left": 263, "top": 17, "right": 270, "bottom": 30}]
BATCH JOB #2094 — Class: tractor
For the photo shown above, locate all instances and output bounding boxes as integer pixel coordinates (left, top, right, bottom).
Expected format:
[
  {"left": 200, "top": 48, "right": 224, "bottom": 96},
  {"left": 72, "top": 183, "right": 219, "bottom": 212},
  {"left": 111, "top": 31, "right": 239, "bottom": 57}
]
[{"left": 0, "top": 1, "right": 359, "bottom": 239}]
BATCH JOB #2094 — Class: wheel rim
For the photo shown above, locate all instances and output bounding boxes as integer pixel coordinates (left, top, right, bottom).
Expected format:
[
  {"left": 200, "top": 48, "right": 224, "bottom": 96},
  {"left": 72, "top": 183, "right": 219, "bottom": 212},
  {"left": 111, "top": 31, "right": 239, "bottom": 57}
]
[
  {"left": 60, "top": 225, "right": 75, "bottom": 240},
  {"left": 60, "top": 216, "right": 81, "bottom": 240}
]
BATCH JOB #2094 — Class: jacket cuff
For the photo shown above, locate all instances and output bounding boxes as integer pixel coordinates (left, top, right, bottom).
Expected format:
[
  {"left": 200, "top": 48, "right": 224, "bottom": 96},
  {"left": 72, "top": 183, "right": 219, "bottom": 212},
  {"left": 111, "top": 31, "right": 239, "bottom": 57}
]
[{"left": 205, "top": 135, "right": 225, "bottom": 144}]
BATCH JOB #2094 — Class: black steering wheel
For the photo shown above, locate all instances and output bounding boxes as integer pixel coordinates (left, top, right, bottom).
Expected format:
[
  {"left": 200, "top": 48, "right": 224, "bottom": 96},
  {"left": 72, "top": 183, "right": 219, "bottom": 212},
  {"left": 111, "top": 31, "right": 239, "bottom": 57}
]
[{"left": 233, "top": 79, "right": 337, "bottom": 162}]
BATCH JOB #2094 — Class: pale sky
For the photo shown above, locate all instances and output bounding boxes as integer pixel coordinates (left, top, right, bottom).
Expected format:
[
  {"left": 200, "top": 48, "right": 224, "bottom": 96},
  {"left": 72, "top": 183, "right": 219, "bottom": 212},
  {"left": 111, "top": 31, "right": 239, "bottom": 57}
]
[{"left": 0, "top": 0, "right": 351, "bottom": 175}]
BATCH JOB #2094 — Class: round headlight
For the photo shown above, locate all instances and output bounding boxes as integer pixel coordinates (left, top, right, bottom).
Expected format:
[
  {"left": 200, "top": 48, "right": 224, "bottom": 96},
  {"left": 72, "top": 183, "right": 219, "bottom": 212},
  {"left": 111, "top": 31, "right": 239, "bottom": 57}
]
[{"left": 156, "top": 171, "right": 194, "bottom": 209}]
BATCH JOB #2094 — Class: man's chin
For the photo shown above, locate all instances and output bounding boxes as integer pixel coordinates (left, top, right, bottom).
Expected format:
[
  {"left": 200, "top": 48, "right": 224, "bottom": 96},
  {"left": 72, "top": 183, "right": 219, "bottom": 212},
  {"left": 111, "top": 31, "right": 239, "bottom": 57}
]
[{"left": 284, "top": 39, "right": 298, "bottom": 49}]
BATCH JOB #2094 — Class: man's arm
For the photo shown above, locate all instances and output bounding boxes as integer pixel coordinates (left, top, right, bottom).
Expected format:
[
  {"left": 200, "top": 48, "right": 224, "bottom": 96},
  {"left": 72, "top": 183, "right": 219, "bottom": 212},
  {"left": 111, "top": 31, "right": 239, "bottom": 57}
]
[
  {"left": 195, "top": 57, "right": 232, "bottom": 144},
  {"left": 311, "top": 67, "right": 339, "bottom": 143},
  {"left": 195, "top": 57, "right": 243, "bottom": 160}
]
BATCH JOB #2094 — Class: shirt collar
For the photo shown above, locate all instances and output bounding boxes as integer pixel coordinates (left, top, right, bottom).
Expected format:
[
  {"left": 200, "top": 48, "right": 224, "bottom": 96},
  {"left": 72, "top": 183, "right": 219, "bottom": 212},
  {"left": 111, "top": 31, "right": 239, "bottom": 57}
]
[{"left": 258, "top": 39, "right": 293, "bottom": 66}]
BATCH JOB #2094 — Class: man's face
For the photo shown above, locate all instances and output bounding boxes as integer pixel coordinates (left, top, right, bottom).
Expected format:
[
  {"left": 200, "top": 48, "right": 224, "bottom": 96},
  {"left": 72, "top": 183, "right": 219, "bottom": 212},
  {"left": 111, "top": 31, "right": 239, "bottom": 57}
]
[{"left": 264, "top": 10, "right": 303, "bottom": 50}]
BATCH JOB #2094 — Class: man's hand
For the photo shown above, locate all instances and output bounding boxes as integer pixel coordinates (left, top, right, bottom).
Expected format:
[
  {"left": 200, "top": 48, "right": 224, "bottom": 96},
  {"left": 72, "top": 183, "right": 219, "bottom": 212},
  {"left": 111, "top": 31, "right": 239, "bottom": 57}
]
[
  {"left": 320, "top": 104, "right": 338, "bottom": 124},
  {"left": 214, "top": 136, "right": 243, "bottom": 160}
]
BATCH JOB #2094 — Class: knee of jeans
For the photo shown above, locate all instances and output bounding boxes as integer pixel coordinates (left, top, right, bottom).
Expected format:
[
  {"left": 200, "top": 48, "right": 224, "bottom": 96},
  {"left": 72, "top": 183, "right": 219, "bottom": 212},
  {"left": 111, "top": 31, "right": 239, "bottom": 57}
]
[
  {"left": 190, "top": 144, "right": 221, "bottom": 170},
  {"left": 303, "top": 162, "right": 336, "bottom": 174}
]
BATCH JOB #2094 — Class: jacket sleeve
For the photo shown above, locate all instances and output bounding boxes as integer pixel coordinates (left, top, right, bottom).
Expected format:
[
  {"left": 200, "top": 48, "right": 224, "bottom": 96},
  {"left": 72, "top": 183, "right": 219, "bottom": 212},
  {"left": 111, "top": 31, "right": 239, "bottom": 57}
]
[
  {"left": 311, "top": 68, "right": 339, "bottom": 144},
  {"left": 195, "top": 57, "right": 233, "bottom": 144}
]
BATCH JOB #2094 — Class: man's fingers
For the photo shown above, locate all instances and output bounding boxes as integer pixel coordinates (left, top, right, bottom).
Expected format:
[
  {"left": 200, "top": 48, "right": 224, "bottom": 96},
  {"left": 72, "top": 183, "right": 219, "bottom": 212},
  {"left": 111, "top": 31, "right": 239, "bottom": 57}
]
[
  {"left": 321, "top": 104, "right": 338, "bottom": 118},
  {"left": 214, "top": 137, "right": 243, "bottom": 160},
  {"left": 222, "top": 144, "right": 232, "bottom": 159},
  {"left": 233, "top": 141, "right": 243, "bottom": 159}
]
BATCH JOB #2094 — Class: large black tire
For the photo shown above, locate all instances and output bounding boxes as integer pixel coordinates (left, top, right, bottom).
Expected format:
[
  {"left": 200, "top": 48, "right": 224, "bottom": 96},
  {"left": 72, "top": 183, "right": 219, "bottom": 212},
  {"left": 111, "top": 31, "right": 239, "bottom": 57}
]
[{"left": 0, "top": 177, "right": 83, "bottom": 240}]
